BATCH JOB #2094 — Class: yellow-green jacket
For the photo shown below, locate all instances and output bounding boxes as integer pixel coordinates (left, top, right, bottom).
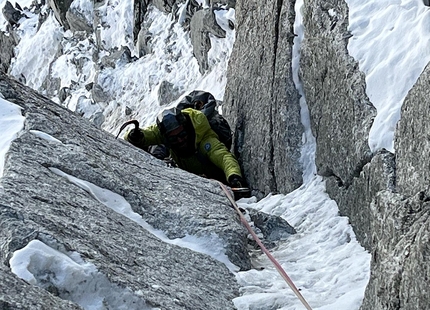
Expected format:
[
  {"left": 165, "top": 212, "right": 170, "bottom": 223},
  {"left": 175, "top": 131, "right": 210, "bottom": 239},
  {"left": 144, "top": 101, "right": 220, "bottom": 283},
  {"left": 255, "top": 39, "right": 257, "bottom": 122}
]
[{"left": 125, "top": 108, "right": 242, "bottom": 183}]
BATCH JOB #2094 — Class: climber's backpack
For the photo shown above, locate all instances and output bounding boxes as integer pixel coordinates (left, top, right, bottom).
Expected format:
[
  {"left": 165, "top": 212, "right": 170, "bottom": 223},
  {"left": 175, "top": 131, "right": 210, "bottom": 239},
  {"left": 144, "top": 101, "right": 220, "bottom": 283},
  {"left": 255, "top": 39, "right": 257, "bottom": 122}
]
[{"left": 177, "top": 90, "right": 233, "bottom": 150}]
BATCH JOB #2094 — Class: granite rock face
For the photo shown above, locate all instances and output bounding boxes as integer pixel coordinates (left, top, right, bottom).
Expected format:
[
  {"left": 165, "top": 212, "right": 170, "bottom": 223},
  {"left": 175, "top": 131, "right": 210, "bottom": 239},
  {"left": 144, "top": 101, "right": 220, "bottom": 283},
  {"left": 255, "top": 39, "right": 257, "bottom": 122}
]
[
  {"left": 222, "top": 0, "right": 430, "bottom": 309},
  {"left": 356, "top": 49, "right": 430, "bottom": 310},
  {"left": 223, "top": 0, "right": 303, "bottom": 195},
  {"left": 1, "top": 0, "right": 25, "bottom": 26},
  {"left": 395, "top": 61, "right": 430, "bottom": 198},
  {"left": 296, "top": 1, "right": 430, "bottom": 309},
  {"left": 325, "top": 150, "right": 396, "bottom": 251},
  {"left": 152, "top": 0, "right": 177, "bottom": 14},
  {"left": 0, "top": 30, "right": 16, "bottom": 73},
  {"left": 360, "top": 191, "right": 430, "bottom": 310},
  {"left": 190, "top": 8, "right": 226, "bottom": 74},
  {"left": 0, "top": 72, "right": 249, "bottom": 309},
  {"left": 299, "top": 0, "right": 375, "bottom": 188}
]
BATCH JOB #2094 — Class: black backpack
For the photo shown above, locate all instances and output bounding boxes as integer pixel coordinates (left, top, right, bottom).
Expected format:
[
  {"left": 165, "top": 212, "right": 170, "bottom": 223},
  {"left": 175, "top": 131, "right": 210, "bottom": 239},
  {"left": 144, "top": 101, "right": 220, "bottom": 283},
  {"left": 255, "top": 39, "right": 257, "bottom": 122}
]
[{"left": 177, "top": 90, "right": 232, "bottom": 150}]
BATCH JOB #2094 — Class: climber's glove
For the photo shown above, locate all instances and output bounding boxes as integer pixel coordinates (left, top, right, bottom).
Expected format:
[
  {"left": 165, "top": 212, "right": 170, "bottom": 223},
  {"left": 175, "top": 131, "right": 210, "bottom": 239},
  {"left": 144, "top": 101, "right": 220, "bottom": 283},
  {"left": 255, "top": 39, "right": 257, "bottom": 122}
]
[
  {"left": 126, "top": 128, "right": 144, "bottom": 145},
  {"left": 228, "top": 175, "right": 245, "bottom": 188}
]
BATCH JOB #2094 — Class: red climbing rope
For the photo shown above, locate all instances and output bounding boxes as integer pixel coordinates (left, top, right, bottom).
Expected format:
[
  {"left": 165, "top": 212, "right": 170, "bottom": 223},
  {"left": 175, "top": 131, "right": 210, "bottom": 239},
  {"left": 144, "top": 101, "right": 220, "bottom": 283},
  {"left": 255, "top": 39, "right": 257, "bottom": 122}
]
[{"left": 218, "top": 182, "right": 313, "bottom": 310}]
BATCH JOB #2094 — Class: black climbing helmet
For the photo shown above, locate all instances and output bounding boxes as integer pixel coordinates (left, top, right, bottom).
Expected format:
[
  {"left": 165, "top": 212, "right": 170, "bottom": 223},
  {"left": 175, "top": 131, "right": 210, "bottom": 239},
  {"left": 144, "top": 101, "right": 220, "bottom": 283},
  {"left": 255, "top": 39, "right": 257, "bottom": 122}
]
[{"left": 156, "top": 107, "right": 187, "bottom": 135}]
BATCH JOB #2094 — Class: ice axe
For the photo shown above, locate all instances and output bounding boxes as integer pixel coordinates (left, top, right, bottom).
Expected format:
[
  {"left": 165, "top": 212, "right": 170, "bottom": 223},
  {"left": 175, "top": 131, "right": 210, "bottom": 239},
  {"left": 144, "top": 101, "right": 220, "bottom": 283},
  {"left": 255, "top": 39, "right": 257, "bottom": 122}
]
[{"left": 115, "top": 119, "right": 140, "bottom": 139}]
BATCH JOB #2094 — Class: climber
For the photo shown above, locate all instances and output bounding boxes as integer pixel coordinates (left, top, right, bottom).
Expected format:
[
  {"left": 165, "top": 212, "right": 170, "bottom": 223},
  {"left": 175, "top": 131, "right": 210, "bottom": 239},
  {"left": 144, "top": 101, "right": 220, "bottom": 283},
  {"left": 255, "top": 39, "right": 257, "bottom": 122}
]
[
  {"left": 123, "top": 107, "right": 247, "bottom": 189},
  {"left": 176, "top": 90, "right": 232, "bottom": 150}
]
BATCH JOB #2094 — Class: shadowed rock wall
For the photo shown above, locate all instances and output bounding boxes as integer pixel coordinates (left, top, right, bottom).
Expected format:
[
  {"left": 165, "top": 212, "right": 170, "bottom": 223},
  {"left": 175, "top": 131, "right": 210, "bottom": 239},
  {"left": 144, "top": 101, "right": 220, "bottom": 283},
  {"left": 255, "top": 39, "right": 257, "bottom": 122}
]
[
  {"left": 224, "top": 0, "right": 303, "bottom": 195},
  {"left": 298, "top": 1, "right": 430, "bottom": 309},
  {"left": 224, "top": 0, "right": 430, "bottom": 309},
  {"left": 0, "top": 31, "right": 16, "bottom": 73}
]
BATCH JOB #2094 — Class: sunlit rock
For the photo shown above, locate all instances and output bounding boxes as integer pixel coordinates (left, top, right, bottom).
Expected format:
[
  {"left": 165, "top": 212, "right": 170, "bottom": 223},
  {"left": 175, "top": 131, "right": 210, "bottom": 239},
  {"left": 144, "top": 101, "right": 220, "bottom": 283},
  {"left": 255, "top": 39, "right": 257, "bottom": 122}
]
[{"left": 0, "top": 72, "right": 248, "bottom": 309}]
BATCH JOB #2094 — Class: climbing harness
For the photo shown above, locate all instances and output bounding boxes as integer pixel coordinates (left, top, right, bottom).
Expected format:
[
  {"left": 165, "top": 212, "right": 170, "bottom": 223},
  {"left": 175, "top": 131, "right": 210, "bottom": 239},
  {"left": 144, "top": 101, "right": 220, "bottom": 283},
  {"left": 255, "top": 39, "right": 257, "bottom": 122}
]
[{"left": 218, "top": 181, "right": 313, "bottom": 310}]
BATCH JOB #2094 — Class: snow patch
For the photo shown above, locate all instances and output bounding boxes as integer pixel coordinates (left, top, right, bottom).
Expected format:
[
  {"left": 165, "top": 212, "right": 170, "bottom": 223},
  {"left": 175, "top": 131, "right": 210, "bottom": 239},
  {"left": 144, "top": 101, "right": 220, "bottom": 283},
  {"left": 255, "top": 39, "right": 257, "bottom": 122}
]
[
  {"left": 10, "top": 239, "right": 153, "bottom": 310},
  {"left": 30, "top": 130, "right": 63, "bottom": 144},
  {"left": 0, "top": 98, "right": 25, "bottom": 177},
  {"left": 49, "top": 167, "right": 239, "bottom": 272}
]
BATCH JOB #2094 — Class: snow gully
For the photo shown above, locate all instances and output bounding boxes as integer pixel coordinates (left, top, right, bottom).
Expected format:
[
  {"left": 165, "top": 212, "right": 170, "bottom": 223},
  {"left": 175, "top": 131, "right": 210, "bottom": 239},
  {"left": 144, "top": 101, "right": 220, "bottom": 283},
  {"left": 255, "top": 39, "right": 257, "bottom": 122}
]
[{"left": 218, "top": 181, "right": 313, "bottom": 310}]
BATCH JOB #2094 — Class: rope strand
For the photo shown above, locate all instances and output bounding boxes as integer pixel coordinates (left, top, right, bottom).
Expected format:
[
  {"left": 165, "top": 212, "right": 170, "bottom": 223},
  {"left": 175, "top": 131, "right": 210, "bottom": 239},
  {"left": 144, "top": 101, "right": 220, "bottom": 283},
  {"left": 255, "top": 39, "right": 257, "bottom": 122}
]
[{"left": 218, "top": 182, "right": 313, "bottom": 310}]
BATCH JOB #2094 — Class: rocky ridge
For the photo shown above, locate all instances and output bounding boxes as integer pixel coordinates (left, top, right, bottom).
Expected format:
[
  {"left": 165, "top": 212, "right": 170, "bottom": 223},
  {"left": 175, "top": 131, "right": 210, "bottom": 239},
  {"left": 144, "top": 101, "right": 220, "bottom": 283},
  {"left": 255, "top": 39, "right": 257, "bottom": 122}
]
[{"left": 0, "top": 72, "right": 247, "bottom": 309}]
